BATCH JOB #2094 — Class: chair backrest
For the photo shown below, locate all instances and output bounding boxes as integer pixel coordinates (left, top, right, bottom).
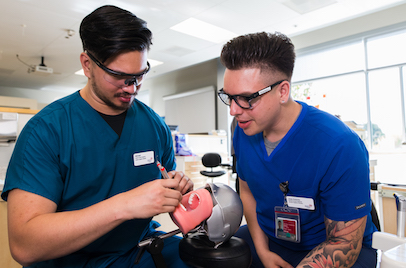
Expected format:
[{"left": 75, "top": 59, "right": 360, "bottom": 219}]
[
  {"left": 201, "top": 153, "right": 222, "bottom": 168},
  {"left": 200, "top": 153, "right": 226, "bottom": 178}
]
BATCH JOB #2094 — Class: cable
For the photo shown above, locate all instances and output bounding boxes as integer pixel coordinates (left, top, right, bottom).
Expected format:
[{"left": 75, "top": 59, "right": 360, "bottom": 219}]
[{"left": 16, "top": 54, "right": 33, "bottom": 68}]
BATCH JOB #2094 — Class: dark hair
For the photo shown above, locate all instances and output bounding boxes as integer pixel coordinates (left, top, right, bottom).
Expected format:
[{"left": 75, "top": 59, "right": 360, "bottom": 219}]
[
  {"left": 79, "top": 5, "right": 153, "bottom": 63},
  {"left": 220, "top": 32, "right": 295, "bottom": 79}
]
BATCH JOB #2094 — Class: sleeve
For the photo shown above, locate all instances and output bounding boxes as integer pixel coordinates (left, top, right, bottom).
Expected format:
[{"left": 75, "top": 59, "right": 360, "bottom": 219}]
[
  {"left": 319, "top": 132, "right": 371, "bottom": 221},
  {"left": 159, "top": 118, "right": 176, "bottom": 172},
  {"left": 230, "top": 117, "right": 238, "bottom": 156},
  {"left": 234, "top": 126, "right": 247, "bottom": 181},
  {"left": 1, "top": 115, "right": 63, "bottom": 203}
]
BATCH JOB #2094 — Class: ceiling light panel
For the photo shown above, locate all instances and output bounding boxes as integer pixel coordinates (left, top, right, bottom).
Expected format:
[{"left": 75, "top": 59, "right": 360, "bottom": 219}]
[
  {"left": 148, "top": 59, "right": 164, "bottom": 68},
  {"left": 75, "top": 69, "right": 84, "bottom": 76},
  {"left": 170, "top": 18, "right": 237, "bottom": 43},
  {"left": 277, "top": 0, "right": 338, "bottom": 14},
  {"left": 194, "top": 0, "right": 298, "bottom": 37}
]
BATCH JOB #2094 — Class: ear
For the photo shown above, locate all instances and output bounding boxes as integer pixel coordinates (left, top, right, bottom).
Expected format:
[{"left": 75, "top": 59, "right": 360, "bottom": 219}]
[
  {"left": 279, "top": 81, "right": 290, "bottom": 104},
  {"left": 79, "top": 52, "right": 92, "bottom": 78}
]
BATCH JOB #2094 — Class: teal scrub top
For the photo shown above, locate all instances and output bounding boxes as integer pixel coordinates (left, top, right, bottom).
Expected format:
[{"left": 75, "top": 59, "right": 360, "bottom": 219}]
[{"left": 1, "top": 91, "right": 176, "bottom": 267}]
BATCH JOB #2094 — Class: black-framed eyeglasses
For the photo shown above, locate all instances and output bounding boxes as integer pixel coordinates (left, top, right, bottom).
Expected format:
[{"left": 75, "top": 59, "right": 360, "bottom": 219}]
[
  {"left": 86, "top": 51, "right": 150, "bottom": 87},
  {"left": 218, "top": 80, "right": 287, "bottom": 109}
]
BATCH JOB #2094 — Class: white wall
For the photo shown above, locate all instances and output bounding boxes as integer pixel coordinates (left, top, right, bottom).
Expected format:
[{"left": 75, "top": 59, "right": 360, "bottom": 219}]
[
  {"left": 0, "top": 86, "right": 74, "bottom": 109},
  {"left": 143, "top": 59, "right": 218, "bottom": 117}
]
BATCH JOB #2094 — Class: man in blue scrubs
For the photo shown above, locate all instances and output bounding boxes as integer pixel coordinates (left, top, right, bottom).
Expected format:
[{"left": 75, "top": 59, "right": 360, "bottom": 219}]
[
  {"left": 1, "top": 5, "right": 192, "bottom": 268},
  {"left": 217, "top": 32, "right": 377, "bottom": 267}
]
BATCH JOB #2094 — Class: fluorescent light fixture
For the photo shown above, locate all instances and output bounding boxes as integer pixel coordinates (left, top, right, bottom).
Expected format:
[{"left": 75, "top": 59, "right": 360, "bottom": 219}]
[
  {"left": 74, "top": 59, "right": 163, "bottom": 76},
  {"left": 277, "top": 0, "right": 337, "bottom": 14},
  {"left": 148, "top": 59, "right": 163, "bottom": 68},
  {"left": 75, "top": 69, "right": 85, "bottom": 76},
  {"left": 170, "top": 18, "right": 237, "bottom": 43}
]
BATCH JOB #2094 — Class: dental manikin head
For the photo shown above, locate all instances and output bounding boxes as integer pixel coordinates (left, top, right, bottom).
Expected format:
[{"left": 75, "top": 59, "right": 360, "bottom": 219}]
[{"left": 170, "top": 182, "right": 243, "bottom": 247}]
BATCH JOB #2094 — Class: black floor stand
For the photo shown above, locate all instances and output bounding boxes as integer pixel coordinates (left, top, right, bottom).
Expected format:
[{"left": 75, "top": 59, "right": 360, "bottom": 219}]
[
  {"left": 134, "top": 229, "right": 182, "bottom": 268},
  {"left": 133, "top": 229, "right": 251, "bottom": 268}
]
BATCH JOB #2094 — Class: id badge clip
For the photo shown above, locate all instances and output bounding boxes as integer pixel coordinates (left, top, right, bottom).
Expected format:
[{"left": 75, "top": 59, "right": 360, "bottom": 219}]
[{"left": 275, "top": 181, "right": 301, "bottom": 243}]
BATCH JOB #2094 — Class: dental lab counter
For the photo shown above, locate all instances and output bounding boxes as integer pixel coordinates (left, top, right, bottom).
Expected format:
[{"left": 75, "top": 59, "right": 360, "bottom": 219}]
[
  {"left": 0, "top": 108, "right": 39, "bottom": 268},
  {"left": 0, "top": 194, "right": 21, "bottom": 268}
]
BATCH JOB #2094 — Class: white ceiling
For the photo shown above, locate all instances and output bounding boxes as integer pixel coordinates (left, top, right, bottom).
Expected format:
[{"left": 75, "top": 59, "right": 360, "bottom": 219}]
[{"left": 0, "top": 0, "right": 405, "bottom": 93}]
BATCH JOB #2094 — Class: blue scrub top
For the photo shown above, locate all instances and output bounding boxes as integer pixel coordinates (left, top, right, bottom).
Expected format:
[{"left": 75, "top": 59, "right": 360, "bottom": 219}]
[
  {"left": 2, "top": 91, "right": 176, "bottom": 266},
  {"left": 234, "top": 101, "right": 375, "bottom": 250}
]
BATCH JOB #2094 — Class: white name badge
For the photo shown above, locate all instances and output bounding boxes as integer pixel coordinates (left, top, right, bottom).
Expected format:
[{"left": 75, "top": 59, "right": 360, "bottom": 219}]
[
  {"left": 286, "top": 196, "right": 315, "bottom": 210},
  {"left": 133, "top": 151, "right": 154, "bottom": 167}
]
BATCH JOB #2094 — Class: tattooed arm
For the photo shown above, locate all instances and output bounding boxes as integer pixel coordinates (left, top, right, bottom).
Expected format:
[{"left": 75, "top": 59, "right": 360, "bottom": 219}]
[{"left": 296, "top": 215, "right": 367, "bottom": 268}]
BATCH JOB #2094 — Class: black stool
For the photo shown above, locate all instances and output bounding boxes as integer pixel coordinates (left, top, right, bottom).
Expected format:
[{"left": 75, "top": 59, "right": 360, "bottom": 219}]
[{"left": 179, "top": 232, "right": 252, "bottom": 268}]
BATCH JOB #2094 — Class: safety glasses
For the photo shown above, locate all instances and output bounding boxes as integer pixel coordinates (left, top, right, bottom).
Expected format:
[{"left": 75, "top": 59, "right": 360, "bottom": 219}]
[
  {"left": 86, "top": 51, "right": 150, "bottom": 88},
  {"left": 218, "top": 80, "right": 286, "bottom": 109}
]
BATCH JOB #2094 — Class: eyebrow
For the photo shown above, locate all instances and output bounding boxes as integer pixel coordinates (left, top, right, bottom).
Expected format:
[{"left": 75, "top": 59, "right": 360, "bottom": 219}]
[{"left": 222, "top": 88, "right": 255, "bottom": 96}]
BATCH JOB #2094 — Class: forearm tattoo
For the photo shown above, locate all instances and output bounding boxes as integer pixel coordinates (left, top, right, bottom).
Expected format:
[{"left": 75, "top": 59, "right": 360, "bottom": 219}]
[{"left": 298, "top": 216, "right": 367, "bottom": 268}]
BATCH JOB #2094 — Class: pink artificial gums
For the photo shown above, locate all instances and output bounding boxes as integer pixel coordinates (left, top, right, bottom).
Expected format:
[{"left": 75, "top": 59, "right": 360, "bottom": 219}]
[{"left": 170, "top": 188, "right": 213, "bottom": 234}]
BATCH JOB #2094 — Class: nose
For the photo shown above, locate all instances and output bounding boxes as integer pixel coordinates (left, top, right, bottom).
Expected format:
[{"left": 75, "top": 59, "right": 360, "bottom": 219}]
[
  {"left": 121, "top": 84, "right": 136, "bottom": 94},
  {"left": 229, "top": 99, "right": 242, "bottom": 116}
]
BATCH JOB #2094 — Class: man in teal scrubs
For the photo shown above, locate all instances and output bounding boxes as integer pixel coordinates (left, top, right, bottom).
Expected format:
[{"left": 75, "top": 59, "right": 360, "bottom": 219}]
[{"left": 1, "top": 5, "right": 192, "bottom": 267}]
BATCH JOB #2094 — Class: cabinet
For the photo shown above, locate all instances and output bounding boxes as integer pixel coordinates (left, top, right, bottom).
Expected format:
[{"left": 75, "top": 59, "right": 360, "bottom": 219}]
[
  {"left": 176, "top": 155, "right": 231, "bottom": 190},
  {"left": 378, "top": 185, "right": 406, "bottom": 235},
  {"left": 0, "top": 199, "right": 20, "bottom": 268},
  {"left": 176, "top": 156, "right": 207, "bottom": 189}
]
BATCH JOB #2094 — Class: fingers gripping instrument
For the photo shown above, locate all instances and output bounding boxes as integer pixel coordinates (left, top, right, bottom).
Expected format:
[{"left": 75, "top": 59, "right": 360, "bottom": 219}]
[{"left": 157, "top": 161, "right": 170, "bottom": 180}]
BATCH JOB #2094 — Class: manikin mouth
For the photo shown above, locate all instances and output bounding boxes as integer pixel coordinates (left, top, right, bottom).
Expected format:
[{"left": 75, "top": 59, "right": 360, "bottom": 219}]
[{"left": 188, "top": 192, "right": 201, "bottom": 210}]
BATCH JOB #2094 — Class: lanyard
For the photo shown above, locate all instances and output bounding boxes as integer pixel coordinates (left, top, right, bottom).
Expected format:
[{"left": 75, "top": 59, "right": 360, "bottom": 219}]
[{"left": 279, "top": 181, "right": 289, "bottom": 207}]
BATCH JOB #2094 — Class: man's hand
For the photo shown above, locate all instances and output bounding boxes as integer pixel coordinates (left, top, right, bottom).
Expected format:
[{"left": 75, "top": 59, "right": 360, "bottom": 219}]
[
  {"left": 258, "top": 250, "right": 294, "bottom": 268},
  {"left": 167, "top": 170, "right": 194, "bottom": 194},
  {"left": 118, "top": 172, "right": 193, "bottom": 219},
  {"left": 118, "top": 178, "right": 185, "bottom": 219}
]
